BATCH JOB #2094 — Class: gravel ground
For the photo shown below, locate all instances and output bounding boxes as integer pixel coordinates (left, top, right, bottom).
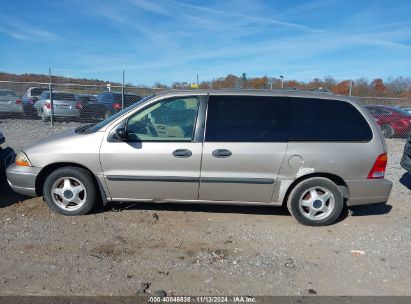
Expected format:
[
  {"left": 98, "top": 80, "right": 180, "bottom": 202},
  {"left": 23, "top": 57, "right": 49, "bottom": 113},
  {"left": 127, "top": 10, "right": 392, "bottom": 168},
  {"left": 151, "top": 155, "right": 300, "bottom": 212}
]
[{"left": 0, "top": 118, "right": 410, "bottom": 296}]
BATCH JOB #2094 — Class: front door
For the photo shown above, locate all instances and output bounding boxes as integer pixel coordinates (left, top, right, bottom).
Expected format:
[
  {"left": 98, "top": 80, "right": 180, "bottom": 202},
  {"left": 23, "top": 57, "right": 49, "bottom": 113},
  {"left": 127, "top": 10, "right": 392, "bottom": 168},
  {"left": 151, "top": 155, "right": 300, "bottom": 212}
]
[
  {"left": 199, "top": 95, "right": 289, "bottom": 203},
  {"left": 100, "top": 96, "right": 204, "bottom": 201}
]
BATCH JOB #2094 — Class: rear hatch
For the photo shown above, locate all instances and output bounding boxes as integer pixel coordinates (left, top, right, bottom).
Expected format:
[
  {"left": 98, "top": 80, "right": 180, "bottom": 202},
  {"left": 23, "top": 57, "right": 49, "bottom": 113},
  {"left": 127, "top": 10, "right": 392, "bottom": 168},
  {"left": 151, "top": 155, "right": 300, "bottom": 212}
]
[
  {"left": 0, "top": 90, "right": 19, "bottom": 111},
  {"left": 50, "top": 93, "right": 79, "bottom": 115}
]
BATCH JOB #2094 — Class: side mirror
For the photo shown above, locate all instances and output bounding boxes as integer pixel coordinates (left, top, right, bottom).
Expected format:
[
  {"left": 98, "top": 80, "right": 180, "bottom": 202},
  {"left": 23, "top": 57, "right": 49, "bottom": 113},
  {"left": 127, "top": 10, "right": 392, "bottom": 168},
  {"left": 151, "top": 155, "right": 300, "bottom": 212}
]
[{"left": 115, "top": 127, "right": 128, "bottom": 141}]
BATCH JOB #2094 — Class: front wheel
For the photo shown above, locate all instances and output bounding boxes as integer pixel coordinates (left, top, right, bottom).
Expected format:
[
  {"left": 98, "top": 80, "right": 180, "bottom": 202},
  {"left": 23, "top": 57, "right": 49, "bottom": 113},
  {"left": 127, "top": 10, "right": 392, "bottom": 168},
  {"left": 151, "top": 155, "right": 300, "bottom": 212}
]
[
  {"left": 287, "top": 177, "right": 344, "bottom": 226},
  {"left": 43, "top": 167, "right": 97, "bottom": 215}
]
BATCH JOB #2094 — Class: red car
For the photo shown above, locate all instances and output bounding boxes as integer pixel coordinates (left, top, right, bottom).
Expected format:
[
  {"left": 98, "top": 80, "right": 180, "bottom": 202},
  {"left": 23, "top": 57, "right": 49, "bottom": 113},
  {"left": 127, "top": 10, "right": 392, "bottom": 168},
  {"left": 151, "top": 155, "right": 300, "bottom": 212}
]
[{"left": 365, "top": 105, "right": 411, "bottom": 138}]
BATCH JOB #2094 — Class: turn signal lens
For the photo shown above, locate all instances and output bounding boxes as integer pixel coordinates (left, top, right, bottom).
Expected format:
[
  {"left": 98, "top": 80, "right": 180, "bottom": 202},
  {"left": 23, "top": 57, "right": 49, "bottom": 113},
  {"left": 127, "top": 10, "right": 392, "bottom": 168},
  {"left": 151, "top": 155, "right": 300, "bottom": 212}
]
[
  {"left": 15, "top": 152, "right": 32, "bottom": 167},
  {"left": 367, "top": 153, "right": 387, "bottom": 179}
]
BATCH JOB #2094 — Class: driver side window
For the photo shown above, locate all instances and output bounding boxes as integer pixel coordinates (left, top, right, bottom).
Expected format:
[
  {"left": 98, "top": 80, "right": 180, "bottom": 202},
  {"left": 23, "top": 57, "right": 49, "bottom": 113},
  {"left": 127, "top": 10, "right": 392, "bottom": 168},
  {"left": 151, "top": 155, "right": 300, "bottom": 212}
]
[{"left": 127, "top": 97, "right": 199, "bottom": 141}]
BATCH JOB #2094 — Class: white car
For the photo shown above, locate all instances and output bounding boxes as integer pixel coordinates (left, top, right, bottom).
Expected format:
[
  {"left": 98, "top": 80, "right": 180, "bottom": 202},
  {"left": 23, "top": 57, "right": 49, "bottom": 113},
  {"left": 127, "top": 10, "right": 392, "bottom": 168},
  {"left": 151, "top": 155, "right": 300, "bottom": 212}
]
[{"left": 0, "top": 89, "right": 23, "bottom": 115}]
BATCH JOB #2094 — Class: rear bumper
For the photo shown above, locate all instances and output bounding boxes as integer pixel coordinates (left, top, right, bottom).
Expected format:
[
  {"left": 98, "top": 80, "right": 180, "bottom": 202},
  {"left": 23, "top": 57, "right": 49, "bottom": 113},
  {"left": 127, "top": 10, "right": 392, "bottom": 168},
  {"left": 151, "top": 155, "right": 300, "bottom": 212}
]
[
  {"left": 346, "top": 178, "right": 393, "bottom": 206},
  {"left": 43, "top": 109, "right": 80, "bottom": 117},
  {"left": 6, "top": 163, "right": 41, "bottom": 196},
  {"left": 0, "top": 107, "right": 23, "bottom": 113}
]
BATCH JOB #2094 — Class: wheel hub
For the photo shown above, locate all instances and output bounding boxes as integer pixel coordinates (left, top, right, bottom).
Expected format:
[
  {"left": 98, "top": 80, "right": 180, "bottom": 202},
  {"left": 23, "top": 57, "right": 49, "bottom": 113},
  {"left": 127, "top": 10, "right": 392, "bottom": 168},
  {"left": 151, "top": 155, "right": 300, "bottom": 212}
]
[
  {"left": 51, "top": 177, "right": 87, "bottom": 211},
  {"left": 63, "top": 190, "right": 74, "bottom": 199},
  {"left": 298, "top": 186, "right": 336, "bottom": 221},
  {"left": 312, "top": 199, "right": 323, "bottom": 209}
]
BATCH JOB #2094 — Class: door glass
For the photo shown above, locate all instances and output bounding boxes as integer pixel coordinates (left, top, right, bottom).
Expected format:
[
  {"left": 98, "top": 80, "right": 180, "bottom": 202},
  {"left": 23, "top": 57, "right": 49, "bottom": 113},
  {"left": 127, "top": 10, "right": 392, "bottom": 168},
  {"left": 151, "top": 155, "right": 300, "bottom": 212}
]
[
  {"left": 205, "top": 96, "right": 288, "bottom": 142},
  {"left": 127, "top": 97, "right": 199, "bottom": 141}
]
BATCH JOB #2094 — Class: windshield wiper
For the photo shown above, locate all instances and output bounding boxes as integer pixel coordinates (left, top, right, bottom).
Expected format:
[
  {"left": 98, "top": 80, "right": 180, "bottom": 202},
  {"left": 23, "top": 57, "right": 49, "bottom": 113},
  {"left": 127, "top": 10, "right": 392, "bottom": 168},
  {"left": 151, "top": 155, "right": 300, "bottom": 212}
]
[{"left": 75, "top": 123, "right": 95, "bottom": 133}]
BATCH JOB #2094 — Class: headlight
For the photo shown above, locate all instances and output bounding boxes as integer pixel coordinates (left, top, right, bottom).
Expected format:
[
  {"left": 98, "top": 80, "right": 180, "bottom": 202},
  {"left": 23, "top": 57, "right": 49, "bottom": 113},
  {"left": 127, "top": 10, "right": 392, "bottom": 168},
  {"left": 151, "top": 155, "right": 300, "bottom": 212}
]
[{"left": 15, "top": 151, "right": 32, "bottom": 167}]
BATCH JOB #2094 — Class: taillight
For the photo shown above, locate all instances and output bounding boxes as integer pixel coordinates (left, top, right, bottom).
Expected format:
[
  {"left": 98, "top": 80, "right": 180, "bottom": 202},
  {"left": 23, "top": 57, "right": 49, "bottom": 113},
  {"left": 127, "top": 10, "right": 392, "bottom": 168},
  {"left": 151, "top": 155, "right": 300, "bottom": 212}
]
[
  {"left": 112, "top": 102, "right": 122, "bottom": 110},
  {"left": 399, "top": 118, "right": 411, "bottom": 126},
  {"left": 16, "top": 99, "right": 21, "bottom": 105},
  {"left": 75, "top": 101, "right": 82, "bottom": 109},
  {"left": 367, "top": 153, "right": 387, "bottom": 179},
  {"left": 44, "top": 102, "right": 51, "bottom": 109}
]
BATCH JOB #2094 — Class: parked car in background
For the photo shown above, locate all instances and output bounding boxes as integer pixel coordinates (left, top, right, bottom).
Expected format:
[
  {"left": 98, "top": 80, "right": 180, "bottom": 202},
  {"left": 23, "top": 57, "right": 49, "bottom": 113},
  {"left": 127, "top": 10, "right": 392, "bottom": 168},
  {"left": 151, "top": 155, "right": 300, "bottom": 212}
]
[
  {"left": 365, "top": 105, "right": 411, "bottom": 138},
  {"left": 7, "top": 90, "right": 392, "bottom": 226},
  {"left": 0, "top": 89, "right": 23, "bottom": 116},
  {"left": 96, "top": 92, "right": 142, "bottom": 118},
  {"left": 21, "top": 87, "right": 48, "bottom": 117},
  {"left": 76, "top": 95, "right": 107, "bottom": 121},
  {"left": 400, "top": 107, "right": 411, "bottom": 114},
  {"left": 0, "top": 130, "right": 14, "bottom": 183},
  {"left": 401, "top": 131, "right": 411, "bottom": 173},
  {"left": 35, "top": 91, "right": 80, "bottom": 122}
]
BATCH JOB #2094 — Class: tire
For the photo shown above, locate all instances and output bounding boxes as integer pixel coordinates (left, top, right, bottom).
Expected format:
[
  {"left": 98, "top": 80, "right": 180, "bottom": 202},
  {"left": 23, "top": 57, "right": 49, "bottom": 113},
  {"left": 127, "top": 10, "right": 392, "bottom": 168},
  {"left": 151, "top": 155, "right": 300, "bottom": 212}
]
[
  {"left": 380, "top": 124, "right": 394, "bottom": 138},
  {"left": 287, "top": 177, "right": 344, "bottom": 226},
  {"left": 43, "top": 167, "right": 97, "bottom": 216}
]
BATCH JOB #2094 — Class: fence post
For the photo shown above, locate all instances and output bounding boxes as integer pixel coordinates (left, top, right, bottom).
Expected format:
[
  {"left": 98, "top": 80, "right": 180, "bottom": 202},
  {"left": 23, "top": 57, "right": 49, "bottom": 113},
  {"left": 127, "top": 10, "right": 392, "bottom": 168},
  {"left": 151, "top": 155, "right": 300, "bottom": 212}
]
[
  {"left": 349, "top": 80, "right": 353, "bottom": 96},
  {"left": 121, "top": 69, "right": 125, "bottom": 110},
  {"left": 48, "top": 68, "right": 54, "bottom": 128}
]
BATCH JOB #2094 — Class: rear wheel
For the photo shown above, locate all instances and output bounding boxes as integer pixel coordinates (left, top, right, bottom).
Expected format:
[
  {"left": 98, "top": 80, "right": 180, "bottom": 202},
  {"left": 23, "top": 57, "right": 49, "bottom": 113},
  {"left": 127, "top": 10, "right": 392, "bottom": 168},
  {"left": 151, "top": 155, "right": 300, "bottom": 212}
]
[
  {"left": 287, "top": 177, "right": 344, "bottom": 226},
  {"left": 43, "top": 167, "right": 96, "bottom": 216},
  {"left": 380, "top": 124, "right": 394, "bottom": 138}
]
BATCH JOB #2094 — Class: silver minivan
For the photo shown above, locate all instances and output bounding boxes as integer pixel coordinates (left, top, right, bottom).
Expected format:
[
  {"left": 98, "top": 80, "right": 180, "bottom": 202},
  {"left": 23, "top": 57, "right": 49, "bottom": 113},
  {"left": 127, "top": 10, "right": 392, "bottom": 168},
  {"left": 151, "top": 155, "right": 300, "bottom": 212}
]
[{"left": 6, "top": 90, "right": 393, "bottom": 226}]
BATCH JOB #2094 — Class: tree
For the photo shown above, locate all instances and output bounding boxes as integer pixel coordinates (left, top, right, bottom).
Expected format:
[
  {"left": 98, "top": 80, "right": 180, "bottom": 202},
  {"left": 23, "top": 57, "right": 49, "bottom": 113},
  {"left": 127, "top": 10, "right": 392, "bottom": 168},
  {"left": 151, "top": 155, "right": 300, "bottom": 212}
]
[
  {"left": 331, "top": 80, "right": 351, "bottom": 95},
  {"left": 285, "top": 80, "right": 301, "bottom": 89},
  {"left": 371, "top": 78, "right": 386, "bottom": 96}
]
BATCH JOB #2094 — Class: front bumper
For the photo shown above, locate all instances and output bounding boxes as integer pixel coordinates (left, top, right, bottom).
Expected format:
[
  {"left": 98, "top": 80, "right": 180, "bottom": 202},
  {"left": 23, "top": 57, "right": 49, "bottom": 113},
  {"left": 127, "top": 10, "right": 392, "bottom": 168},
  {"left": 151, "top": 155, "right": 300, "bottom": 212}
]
[
  {"left": 401, "top": 136, "right": 411, "bottom": 172},
  {"left": 6, "top": 163, "right": 41, "bottom": 196},
  {"left": 346, "top": 178, "right": 393, "bottom": 206},
  {"left": 0, "top": 147, "right": 15, "bottom": 182}
]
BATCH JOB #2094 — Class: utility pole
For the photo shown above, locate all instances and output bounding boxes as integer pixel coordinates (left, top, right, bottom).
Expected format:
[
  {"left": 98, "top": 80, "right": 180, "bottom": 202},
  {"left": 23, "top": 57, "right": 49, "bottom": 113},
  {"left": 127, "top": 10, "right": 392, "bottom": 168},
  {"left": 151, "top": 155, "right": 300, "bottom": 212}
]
[
  {"left": 48, "top": 68, "right": 54, "bottom": 127},
  {"left": 349, "top": 80, "right": 353, "bottom": 96},
  {"left": 196, "top": 74, "right": 199, "bottom": 89},
  {"left": 280, "top": 75, "right": 284, "bottom": 89},
  {"left": 121, "top": 70, "right": 125, "bottom": 110}
]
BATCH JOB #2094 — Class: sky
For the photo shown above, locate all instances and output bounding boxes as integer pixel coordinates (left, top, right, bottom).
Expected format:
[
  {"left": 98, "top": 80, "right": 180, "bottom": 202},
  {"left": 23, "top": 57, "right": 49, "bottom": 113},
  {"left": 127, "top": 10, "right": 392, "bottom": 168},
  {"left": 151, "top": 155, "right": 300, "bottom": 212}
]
[{"left": 0, "top": 0, "right": 411, "bottom": 86}]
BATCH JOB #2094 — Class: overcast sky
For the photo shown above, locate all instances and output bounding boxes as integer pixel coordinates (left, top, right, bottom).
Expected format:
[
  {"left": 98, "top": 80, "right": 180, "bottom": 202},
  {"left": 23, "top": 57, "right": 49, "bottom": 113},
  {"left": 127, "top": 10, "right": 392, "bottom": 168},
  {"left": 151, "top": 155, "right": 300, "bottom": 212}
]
[{"left": 0, "top": 0, "right": 411, "bottom": 85}]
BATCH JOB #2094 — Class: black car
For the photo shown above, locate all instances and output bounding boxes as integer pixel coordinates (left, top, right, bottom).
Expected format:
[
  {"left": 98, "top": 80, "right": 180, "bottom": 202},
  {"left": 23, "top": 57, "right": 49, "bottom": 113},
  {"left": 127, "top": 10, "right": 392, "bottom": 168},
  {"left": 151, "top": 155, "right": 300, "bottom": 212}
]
[
  {"left": 401, "top": 132, "right": 411, "bottom": 173},
  {"left": 0, "top": 131, "right": 14, "bottom": 183},
  {"left": 96, "top": 92, "right": 142, "bottom": 118},
  {"left": 76, "top": 95, "right": 107, "bottom": 121}
]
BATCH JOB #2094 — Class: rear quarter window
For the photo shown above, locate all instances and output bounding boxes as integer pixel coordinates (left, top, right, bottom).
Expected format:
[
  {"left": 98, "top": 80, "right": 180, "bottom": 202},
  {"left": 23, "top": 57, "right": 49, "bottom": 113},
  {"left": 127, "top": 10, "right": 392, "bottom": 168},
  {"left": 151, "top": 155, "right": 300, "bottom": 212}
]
[{"left": 289, "top": 98, "right": 373, "bottom": 142}]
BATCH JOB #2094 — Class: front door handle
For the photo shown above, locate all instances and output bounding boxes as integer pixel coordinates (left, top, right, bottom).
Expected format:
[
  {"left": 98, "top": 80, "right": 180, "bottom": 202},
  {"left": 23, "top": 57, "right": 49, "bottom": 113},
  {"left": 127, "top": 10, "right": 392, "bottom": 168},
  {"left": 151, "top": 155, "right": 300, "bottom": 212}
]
[
  {"left": 173, "top": 149, "right": 192, "bottom": 158},
  {"left": 212, "top": 149, "right": 232, "bottom": 158}
]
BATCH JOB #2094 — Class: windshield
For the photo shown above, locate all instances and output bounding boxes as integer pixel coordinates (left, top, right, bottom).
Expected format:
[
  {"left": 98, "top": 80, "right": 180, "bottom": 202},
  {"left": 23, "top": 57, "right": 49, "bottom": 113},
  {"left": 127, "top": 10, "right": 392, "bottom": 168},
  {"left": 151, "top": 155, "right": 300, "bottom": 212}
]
[
  {"left": 31, "top": 88, "right": 47, "bottom": 96},
  {"left": 86, "top": 94, "right": 154, "bottom": 133}
]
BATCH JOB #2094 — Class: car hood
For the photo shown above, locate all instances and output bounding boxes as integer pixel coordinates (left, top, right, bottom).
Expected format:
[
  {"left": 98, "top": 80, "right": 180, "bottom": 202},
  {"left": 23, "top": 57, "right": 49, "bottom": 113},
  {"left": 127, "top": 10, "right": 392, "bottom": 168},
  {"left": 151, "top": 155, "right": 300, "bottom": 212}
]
[{"left": 21, "top": 128, "right": 104, "bottom": 168}]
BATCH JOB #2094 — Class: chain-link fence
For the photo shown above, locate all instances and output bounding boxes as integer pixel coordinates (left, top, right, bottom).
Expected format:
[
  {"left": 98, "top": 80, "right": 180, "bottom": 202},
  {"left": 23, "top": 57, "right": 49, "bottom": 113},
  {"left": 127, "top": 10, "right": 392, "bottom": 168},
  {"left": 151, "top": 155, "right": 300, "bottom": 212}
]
[
  {"left": 0, "top": 80, "right": 164, "bottom": 124},
  {"left": 0, "top": 80, "right": 410, "bottom": 139}
]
